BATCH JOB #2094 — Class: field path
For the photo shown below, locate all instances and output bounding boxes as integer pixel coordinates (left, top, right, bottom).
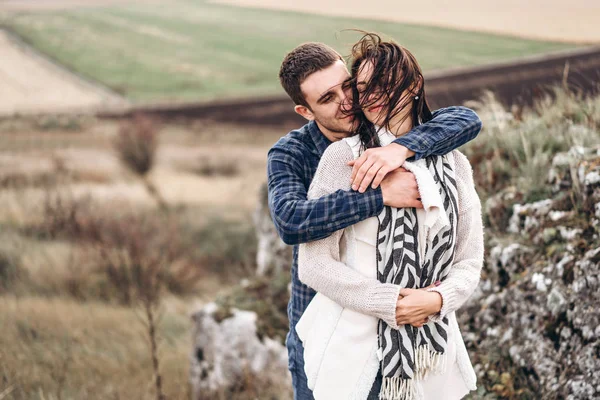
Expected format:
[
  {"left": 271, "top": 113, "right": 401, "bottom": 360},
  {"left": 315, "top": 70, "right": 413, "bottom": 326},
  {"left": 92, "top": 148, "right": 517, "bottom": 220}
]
[
  {"left": 0, "top": 29, "right": 128, "bottom": 116},
  {"left": 213, "top": 0, "right": 600, "bottom": 44}
]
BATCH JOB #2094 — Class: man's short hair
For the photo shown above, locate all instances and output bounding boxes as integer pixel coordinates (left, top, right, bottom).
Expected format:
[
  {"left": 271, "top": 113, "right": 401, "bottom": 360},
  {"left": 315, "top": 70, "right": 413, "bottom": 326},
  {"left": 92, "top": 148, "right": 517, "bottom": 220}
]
[{"left": 279, "top": 43, "right": 343, "bottom": 108}]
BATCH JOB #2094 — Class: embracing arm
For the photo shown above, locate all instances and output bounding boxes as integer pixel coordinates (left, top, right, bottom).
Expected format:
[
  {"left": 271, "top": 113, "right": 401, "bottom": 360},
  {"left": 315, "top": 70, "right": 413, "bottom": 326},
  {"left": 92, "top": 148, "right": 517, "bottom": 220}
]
[
  {"left": 267, "top": 143, "right": 383, "bottom": 245},
  {"left": 297, "top": 141, "right": 402, "bottom": 329},
  {"left": 427, "top": 151, "right": 484, "bottom": 320},
  {"left": 351, "top": 106, "right": 482, "bottom": 192},
  {"left": 394, "top": 106, "right": 482, "bottom": 160}
]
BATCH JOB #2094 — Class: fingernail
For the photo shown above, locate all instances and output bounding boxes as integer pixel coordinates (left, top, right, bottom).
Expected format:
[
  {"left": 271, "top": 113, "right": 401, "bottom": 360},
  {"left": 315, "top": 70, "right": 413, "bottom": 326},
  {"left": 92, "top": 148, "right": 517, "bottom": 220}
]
[
  {"left": 434, "top": 281, "right": 441, "bottom": 286},
  {"left": 352, "top": 185, "right": 358, "bottom": 191}
]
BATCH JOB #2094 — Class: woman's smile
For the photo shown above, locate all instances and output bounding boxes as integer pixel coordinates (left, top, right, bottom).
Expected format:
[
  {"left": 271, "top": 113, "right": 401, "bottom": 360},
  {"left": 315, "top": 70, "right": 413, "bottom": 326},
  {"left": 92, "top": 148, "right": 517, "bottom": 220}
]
[{"left": 368, "top": 104, "right": 383, "bottom": 113}]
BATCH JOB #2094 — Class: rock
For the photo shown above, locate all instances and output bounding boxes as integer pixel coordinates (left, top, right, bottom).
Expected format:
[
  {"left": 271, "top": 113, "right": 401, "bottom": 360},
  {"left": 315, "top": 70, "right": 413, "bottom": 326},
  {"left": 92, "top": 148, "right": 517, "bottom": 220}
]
[
  {"left": 531, "top": 272, "right": 550, "bottom": 292},
  {"left": 253, "top": 183, "right": 292, "bottom": 276},
  {"left": 459, "top": 168, "right": 600, "bottom": 399},
  {"left": 508, "top": 199, "right": 554, "bottom": 234},
  {"left": 584, "top": 171, "right": 600, "bottom": 186},
  {"left": 190, "top": 303, "right": 291, "bottom": 398},
  {"left": 547, "top": 287, "right": 567, "bottom": 316},
  {"left": 558, "top": 227, "right": 583, "bottom": 241},
  {"left": 484, "top": 186, "right": 523, "bottom": 232},
  {"left": 549, "top": 210, "right": 574, "bottom": 222},
  {"left": 488, "top": 243, "right": 533, "bottom": 287}
]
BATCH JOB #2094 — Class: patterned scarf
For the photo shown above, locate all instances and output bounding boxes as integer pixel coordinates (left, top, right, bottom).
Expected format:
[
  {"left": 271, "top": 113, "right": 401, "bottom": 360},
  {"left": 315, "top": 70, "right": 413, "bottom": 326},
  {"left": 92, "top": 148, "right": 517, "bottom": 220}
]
[{"left": 376, "top": 155, "right": 459, "bottom": 400}]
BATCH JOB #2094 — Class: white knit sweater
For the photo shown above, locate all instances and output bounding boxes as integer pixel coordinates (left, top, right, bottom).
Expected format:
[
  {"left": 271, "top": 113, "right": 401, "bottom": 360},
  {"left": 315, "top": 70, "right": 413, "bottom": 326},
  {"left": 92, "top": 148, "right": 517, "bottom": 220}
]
[{"left": 296, "top": 135, "right": 484, "bottom": 398}]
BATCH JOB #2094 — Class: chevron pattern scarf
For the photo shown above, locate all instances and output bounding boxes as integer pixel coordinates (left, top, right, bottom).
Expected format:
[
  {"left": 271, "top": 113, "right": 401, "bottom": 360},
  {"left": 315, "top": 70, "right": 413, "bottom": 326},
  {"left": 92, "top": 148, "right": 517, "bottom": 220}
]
[{"left": 376, "top": 155, "right": 459, "bottom": 400}]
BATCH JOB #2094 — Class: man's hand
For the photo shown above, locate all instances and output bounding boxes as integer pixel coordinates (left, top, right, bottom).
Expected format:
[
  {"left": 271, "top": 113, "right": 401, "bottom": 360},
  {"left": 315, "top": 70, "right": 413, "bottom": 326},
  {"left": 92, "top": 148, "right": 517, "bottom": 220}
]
[
  {"left": 380, "top": 169, "right": 423, "bottom": 209},
  {"left": 395, "top": 285, "right": 442, "bottom": 328},
  {"left": 348, "top": 143, "right": 415, "bottom": 193}
]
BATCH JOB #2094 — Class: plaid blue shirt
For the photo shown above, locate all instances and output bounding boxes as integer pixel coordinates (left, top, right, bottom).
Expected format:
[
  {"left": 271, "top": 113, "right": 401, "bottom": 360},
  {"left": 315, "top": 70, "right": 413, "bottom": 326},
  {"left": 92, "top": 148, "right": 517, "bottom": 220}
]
[{"left": 267, "top": 106, "right": 482, "bottom": 334}]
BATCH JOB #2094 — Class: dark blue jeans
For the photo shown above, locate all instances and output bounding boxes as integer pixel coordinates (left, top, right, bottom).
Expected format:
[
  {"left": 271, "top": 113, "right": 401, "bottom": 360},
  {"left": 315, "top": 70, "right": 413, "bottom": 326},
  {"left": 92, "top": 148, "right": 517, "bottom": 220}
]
[{"left": 286, "top": 330, "right": 383, "bottom": 400}]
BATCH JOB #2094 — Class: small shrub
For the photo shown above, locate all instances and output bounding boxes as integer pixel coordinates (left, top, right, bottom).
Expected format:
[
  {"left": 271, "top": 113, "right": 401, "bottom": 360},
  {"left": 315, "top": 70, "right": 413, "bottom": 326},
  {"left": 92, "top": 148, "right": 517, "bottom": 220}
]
[
  {"left": 0, "top": 236, "right": 26, "bottom": 293},
  {"left": 214, "top": 272, "right": 290, "bottom": 344},
  {"left": 464, "top": 88, "right": 600, "bottom": 203},
  {"left": 39, "top": 190, "right": 94, "bottom": 240},
  {"left": 114, "top": 114, "right": 158, "bottom": 176},
  {"left": 181, "top": 216, "right": 256, "bottom": 281},
  {"left": 113, "top": 114, "right": 167, "bottom": 210},
  {"left": 192, "top": 158, "right": 240, "bottom": 177}
]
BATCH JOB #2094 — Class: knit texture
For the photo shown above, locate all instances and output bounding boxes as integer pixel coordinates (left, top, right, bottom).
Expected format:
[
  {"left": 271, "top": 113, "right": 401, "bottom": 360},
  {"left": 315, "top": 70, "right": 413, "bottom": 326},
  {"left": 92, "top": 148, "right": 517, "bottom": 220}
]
[{"left": 298, "top": 141, "right": 483, "bottom": 326}]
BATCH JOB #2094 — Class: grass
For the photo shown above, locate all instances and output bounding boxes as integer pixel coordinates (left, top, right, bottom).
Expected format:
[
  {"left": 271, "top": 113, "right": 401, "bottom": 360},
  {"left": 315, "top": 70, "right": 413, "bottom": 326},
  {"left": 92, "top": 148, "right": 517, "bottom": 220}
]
[
  {"left": 1, "top": 0, "right": 575, "bottom": 102},
  {"left": 0, "top": 295, "right": 192, "bottom": 400},
  {"left": 463, "top": 88, "right": 600, "bottom": 206}
]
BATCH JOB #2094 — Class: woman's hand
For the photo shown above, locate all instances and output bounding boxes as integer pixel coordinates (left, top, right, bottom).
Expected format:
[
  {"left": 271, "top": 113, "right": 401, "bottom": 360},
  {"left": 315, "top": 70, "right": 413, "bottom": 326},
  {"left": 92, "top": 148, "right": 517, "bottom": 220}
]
[{"left": 395, "top": 287, "right": 442, "bottom": 328}]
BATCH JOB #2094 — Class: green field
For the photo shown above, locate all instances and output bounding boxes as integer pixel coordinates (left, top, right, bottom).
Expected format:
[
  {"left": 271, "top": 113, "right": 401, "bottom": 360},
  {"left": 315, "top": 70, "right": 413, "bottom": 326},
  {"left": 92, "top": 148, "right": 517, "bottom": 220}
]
[{"left": 1, "top": 0, "right": 575, "bottom": 102}]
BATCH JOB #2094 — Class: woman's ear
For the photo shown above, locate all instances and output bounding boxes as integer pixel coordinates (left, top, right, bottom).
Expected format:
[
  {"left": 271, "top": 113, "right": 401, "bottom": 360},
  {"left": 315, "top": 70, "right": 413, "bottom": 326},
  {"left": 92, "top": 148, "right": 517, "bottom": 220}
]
[{"left": 409, "top": 76, "right": 423, "bottom": 97}]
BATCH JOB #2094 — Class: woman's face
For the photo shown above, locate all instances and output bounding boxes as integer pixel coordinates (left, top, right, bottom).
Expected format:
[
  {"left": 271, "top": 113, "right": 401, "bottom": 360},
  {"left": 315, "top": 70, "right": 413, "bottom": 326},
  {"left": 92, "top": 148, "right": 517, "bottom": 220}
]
[{"left": 355, "top": 60, "right": 413, "bottom": 126}]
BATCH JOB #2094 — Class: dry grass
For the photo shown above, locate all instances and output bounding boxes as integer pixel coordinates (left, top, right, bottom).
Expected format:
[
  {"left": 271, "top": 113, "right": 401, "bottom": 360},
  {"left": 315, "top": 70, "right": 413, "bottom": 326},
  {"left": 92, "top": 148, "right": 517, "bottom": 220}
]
[
  {"left": 464, "top": 88, "right": 600, "bottom": 204},
  {"left": 0, "top": 117, "right": 282, "bottom": 224},
  {"left": 0, "top": 295, "right": 192, "bottom": 400}
]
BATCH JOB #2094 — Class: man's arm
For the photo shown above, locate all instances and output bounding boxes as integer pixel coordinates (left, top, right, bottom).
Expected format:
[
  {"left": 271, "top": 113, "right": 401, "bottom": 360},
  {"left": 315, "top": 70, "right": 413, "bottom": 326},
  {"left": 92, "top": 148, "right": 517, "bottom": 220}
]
[
  {"left": 350, "top": 106, "right": 482, "bottom": 192},
  {"left": 393, "top": 106, "right": 482, "bottom": 160},
  {"left": 297, "top": 141, "right": 402, "bottom": 329},
  {"left": 267, "top": 143, "right": 383, "bottom": 245}
]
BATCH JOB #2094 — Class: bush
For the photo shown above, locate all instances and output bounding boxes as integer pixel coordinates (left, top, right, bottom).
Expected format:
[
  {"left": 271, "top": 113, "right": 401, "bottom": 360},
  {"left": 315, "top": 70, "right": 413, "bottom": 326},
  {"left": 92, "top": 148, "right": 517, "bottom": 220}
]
[
  {"left": 36, "top": 191, "right": 204, "bottom": 302},
  {"left": 191, "top": 158, "right": 240, "bottom": 177},
  {"left": 181, "top": 216, "right": 257, "bottom": 282},
  {"left": 464, "top": 88, "right": 600, "bottom": 204},
  {"left": 114, "top": 114, "right": 159, "bottom": 176},
  {"left": 0, "top": 234, "right": 27, "bottom": 293}
]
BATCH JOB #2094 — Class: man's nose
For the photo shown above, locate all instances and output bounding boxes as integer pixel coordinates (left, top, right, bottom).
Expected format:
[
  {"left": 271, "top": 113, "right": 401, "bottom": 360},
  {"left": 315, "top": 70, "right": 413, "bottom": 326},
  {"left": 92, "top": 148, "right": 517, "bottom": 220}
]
[{"left": 340, "top": 90, "right": 353, "bottom": 113}]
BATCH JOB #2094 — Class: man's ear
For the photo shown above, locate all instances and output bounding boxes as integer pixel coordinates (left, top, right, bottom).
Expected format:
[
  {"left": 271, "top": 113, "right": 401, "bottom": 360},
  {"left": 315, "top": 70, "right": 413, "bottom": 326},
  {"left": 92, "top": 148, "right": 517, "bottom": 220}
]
[{"left": 294, "top": 105, "right": 315, "bottom": 121}]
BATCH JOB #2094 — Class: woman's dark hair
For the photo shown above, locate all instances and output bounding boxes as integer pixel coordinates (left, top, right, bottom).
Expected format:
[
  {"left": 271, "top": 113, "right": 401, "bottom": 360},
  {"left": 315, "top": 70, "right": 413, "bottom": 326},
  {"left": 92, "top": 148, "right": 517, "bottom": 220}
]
[{"left": 347, "top": 32, "right": 433, "bottom": 150}]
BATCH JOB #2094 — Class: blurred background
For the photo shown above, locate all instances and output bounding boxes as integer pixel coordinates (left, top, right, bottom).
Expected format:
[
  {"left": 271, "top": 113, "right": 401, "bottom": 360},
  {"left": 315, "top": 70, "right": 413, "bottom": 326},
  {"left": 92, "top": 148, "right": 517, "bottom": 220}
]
[{"left": 0, "top": 1, "right": 599, "bottom": 399}]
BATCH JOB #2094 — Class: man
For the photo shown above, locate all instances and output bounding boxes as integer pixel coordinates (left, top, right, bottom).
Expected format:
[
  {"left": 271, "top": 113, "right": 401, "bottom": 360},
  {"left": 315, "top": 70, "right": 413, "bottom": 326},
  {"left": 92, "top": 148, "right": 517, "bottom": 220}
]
[{"left": 268, "top": 42, "right": 481, "bottom": 399}]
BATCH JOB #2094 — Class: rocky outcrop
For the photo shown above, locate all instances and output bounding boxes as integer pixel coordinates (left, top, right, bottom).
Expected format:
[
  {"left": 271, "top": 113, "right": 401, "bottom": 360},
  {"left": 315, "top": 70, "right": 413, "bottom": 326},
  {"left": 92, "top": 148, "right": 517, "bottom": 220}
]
[
  {"left": 460, "top": 146, "right": 600, "bottom": 399},
  {"left": 253, "top": 183, "right": 292, "bottom": 276},
  {"left": 189, "top": 183, "right": 293, "bottom": 398},
  {"left": 189, "top": 303, "right": 291, "bottom": 399}
]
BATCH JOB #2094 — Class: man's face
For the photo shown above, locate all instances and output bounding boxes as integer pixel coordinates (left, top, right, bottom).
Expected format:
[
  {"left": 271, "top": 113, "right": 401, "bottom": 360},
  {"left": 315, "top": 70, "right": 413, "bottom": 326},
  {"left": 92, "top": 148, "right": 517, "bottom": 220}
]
[{"left": 299, "top": 60, "right": 353, "bottom": 142}]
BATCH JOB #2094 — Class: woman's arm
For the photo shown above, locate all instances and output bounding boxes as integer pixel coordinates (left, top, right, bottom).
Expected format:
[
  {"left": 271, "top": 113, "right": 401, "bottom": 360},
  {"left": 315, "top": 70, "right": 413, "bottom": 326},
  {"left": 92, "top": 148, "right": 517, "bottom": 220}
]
[
  {"left": 298, "top": 140, "right": 402, "bottom": 329},
  {"left": 267, "top": 139, "right": 383, "bottom": 245},
  {"left": 427, "top": 150, "right": 484, "bottom": 321}
]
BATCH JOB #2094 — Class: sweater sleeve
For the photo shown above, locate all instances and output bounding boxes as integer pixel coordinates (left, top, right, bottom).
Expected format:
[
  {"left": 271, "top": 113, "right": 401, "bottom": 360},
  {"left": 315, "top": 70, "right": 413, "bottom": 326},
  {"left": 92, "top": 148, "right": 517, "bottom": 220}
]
[
  {"left": 267, "top": 141, "right": 383, "bottom": 246},
  {"left": 298, "top": 140, "right": 402, "bottom": 329},
  {"left": 427, "top": 150, "right": 484, "bottom": 321}
]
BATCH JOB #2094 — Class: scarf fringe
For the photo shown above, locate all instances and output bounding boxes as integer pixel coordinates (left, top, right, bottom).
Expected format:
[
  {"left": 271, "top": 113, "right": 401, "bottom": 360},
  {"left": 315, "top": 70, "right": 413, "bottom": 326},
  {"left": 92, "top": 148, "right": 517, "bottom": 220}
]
[
  {"left": 414, "top": 344, "right": 447, "bottom": 380},
  {"left": 379, "top": 345, "right": 447, "bottom": 400},
  {"left": 379, "top": 376, "right": 418, "bottom": 400}
]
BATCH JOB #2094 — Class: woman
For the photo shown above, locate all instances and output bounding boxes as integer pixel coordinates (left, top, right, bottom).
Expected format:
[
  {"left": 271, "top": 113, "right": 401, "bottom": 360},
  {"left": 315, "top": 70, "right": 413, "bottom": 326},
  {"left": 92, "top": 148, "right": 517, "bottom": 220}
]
[{"left": 295, "top": 33, "right": 484, "bottom": 400}]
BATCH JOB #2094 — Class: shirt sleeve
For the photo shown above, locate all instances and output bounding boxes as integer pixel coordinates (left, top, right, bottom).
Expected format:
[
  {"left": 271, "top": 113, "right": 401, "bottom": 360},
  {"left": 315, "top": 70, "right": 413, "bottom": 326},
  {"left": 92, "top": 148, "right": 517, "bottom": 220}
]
[
  {"left": 297, "top": 141, "right": 402, "bottom": 329},
  {"left": 393, "top": 106, "right": 482, "bottom": 161},
  {"left": 267, "top": 142, "right": 383, "bottom": 245},
  {"left": 427, "top": 151, "right": 484, "bottom": 321}
]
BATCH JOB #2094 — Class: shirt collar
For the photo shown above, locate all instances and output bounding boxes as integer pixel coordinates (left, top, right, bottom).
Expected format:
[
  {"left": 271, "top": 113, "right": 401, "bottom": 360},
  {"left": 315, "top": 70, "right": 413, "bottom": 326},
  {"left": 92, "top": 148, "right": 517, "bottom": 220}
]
[
  {"left": 308, "top": 120, "right": 332, "bottom": 157},
  {"left": 374, "top": 125, "right": 403, "bottom": 146}
]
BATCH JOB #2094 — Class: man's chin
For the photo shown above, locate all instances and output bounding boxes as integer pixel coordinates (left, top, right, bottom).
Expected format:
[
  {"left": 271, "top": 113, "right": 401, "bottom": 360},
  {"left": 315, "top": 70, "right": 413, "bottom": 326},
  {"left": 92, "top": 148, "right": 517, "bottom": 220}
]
[{"left": 335, "top": 121, "right": 355, "bottom": 136}]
